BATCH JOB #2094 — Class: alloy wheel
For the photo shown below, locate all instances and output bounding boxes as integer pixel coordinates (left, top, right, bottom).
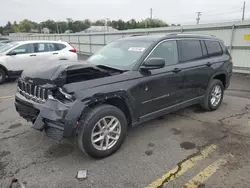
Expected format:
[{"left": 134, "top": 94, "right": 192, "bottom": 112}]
[
  {"left": 91, "top": 116, "right": 121, "bottom": 151},
  {"left": 210, "top": 85, "right": 222, "bottom": 107}
]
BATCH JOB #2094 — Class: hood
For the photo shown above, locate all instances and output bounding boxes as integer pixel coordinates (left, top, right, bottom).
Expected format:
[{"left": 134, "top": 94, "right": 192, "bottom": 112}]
[{"left": 21, "top": 60, "right": 111, "bottom": 88}]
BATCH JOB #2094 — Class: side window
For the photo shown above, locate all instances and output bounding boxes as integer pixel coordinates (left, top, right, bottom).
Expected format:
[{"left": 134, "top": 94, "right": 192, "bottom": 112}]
[
  {"left": 205, "top": 40, "right": 223, "bottom": 57},
  {"left": 36, "top": 43, "right": 45, "bottom": 52},
  {"left": 12, "top": 44, "right": 34, "bottom": 54},
  {"left": 55, "top": 43, "right": 66, "bottom": 50},
  {"left": 148, "top": 40, "right": 178, "bottom": 66},
  {"left": 35, "top": 43, "right": 56, "bottom": 53},
  {"left": 48, "top": 43, "right": 56, "bottom": 51},
  {"left": 201, "top": 40, "right": 208, "bottom": 56},
  {"left": 179, "top": 40, "right": 203, "bottom": 62}
]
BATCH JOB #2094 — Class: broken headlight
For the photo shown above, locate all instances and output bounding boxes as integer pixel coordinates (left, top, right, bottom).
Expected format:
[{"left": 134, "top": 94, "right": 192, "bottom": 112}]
[
  {"left": 58, "top": 88, "right": 74, "bottom": 101},
  {"left": 49, "top": 88, "right": 75, "bottom": 103}
]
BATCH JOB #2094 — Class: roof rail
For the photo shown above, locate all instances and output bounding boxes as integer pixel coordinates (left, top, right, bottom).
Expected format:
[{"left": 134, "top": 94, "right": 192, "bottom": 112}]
[{"left": 167, "top": 33, "right": 216, "bottom": 37}]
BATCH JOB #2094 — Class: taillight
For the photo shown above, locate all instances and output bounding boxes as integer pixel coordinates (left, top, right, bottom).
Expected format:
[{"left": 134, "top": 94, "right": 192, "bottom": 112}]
[
  {"left": 69, "top": 49, "right": 77, "bottom": 53},
  {"left": 229, "top": 58, "right": 233, "bottom": 63},
  {"left": 69, "top": 44, "right": 77, "bottom": 53}
]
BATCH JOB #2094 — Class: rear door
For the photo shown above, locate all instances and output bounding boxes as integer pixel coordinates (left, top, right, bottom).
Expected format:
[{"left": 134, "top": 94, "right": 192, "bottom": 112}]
[
  {"left": 178, "top": 39, "right": 214, "bottom": 101},
  {"left": 6, "top": 43, "right": 37, "bottom": 71},
  {"left": 34, "top": 43, "right": 59, "bottom": 61}
]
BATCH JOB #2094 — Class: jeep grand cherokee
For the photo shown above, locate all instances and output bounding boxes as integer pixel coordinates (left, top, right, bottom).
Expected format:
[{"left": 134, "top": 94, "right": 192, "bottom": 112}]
[{"left": 15, "top": 34, "right": 233, "bottom": 158}]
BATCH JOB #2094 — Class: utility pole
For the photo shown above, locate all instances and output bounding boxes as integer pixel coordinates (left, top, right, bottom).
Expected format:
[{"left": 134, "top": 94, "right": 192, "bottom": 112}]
[
  {"left": 242, "top": 1, "right": 246, "bottom": 21},
  {"left": 196, "top": 12, "right": 202, "bottom": 24},
  {"left": 150, "top": 8, "right": 153, "bottom": 19},
  {"left": 56, "top": 22, "right": 59, "bottom": 34},
  {"left": 105, "top": 18, "right": 110, "bottom": 32}
]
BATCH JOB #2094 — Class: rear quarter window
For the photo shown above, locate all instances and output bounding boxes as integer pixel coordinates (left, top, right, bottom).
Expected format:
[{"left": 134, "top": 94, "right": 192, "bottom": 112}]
[
  {"left": 55, "top": 43, "right": 66, "bottom": 50},
  {"left": 205, "top": 40, "right": 223, "bottom": 56}
]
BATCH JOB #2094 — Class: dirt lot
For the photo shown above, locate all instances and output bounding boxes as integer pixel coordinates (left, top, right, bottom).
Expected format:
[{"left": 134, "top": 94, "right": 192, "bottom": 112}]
[{"left": 0, "top": 73, "right": 250, "bottom": 188}]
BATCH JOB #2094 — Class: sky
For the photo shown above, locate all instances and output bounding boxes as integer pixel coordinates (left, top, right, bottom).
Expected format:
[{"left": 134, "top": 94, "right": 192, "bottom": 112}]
[{"left": 1, "top": 0, "right": 250, "bottom": 26}]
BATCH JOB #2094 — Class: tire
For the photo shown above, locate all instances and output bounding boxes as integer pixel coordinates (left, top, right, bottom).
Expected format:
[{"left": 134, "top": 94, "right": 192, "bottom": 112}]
[
  {"left": 201, "top": 79, "right": 224, "bottom": 111},
  {"left": 0, "top": 68, "right": 6, "bottom": 84},
  {"left": 77, "top": 104, "right": 128, "bottom": 159}
]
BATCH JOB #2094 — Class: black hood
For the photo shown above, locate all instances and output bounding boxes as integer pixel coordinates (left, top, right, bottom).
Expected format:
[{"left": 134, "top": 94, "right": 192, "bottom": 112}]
[{"left": 21, "top": 60, "right": 111, "bottom": 88}]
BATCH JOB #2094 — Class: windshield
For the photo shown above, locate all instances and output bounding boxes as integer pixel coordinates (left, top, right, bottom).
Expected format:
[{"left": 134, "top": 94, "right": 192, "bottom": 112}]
[
  {"left": 0, "top": 42, "right": 18, "bottom": 53},
  {"left": 87, "top": 40, "right": 153, "bottom": 70}
]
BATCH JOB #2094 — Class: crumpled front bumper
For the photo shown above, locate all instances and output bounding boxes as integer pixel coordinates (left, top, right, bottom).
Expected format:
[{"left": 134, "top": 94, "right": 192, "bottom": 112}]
[{"left": 15, "top": 92, "right": 86, "bottom": 140}]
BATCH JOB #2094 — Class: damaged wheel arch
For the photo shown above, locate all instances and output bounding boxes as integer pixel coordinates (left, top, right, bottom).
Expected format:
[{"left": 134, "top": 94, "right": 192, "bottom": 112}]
[{"left": 78, "top": 92, "right": 136, "bottom": 127}]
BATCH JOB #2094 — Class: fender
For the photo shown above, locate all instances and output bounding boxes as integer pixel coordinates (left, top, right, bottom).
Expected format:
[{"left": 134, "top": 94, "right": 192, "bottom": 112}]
[
  {"left": 0, "top": 64, "right": 8, "bottom": 75},
  {"left": 208, "top": 71, "right": 227, "bottom": 87},
  {"left": 79, "top": 89, "right": 137, "bottom": 125}
]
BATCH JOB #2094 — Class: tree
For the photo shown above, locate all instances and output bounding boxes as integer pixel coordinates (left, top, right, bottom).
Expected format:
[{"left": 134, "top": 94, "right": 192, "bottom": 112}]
[
  {"left": 93, "top": 20, "right": 105, "bottom": 26},
  {"left": 0, "top": 18, "right": 169, "bottom": 34},
  {"left": 40, "top": 20, "right": 57, "bottom": 33},
  {"left": 19, "top": 19, "right": 34, "bottom": 32},
  {"left": 57, "top": 21, "right": 68, "bottom": 33},
  {"left": 12, "top": 21, "right": 20, "bottom": 32},
  {"left": 66, "top": 18, "right": 73, "bottom": 23},
  {"left": 3, "top": 21, "right": 14, "bottom": 34},
  {"left": 83, "top": 19, "right": 91, "bottom": 28},
  {"left": 70, "top": 21, "right": 89, "bottom": 33},
  {"left": 116, "top": 19, "right": 126, "bottom": 30},
  {"left": 126, "top": 19, "right": 137, "bottom": 29},
  {"left": 0, "top": 26, "right": 3, "bottom": 35}
]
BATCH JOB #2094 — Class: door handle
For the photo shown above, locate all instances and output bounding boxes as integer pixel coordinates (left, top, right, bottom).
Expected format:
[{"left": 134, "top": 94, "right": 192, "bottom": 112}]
[
  {"left": 30, "top": 54, "right": 36, "bottom": 57},
  {"left": 172, "top": 68, "right": 181, "bottom": 73},
  {"left": 206, "top": 62, "right": 212, "bottom": 67},
  {"left": 53, "top": 53, "right": 59, "bottom": 55}
]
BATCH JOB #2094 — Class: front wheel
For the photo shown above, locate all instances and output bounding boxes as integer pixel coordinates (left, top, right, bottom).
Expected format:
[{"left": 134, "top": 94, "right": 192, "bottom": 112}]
[
  {"left": 201, "top": 79, "right": 224, "bottom": 111},
  {"left": 0, "top": 68, "right": 6, "bottom": 84},
  {"left": 77, "top": 105, "right": 127, "bottom": 159}
]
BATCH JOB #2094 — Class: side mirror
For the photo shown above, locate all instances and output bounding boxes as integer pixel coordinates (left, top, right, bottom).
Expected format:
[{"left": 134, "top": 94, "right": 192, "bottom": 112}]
[
  {"left": 140, "top": 58, "right": 165, "bottom": 70},
  {"left": 7, "top": 51, "right": 17, "bottom": 56}
]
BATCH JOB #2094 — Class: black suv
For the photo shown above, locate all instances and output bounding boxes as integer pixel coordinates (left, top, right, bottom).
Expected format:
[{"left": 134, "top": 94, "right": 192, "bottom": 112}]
[{"left": 15, "top": 34, "right": 232, "bottom": 158}]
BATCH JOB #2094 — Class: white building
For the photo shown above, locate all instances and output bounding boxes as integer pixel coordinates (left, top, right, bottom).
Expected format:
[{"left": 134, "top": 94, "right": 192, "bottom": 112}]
[{"left": 82, "top": 26, "right": 118, "bottom": 33}]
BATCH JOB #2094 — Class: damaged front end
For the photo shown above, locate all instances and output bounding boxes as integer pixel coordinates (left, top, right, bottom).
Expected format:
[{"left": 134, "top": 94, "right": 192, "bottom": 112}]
[{"left": 15, "top": 61, "right": 120, "bottom": 141}]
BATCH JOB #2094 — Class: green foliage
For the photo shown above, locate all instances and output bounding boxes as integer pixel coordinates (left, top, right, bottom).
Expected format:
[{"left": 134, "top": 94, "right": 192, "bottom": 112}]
[
  {"left": 19, "top": 19, "right": 34, "bottom": 32},
  {"left": 0, "top": 18, "right": 170, "bottom": 35},
  {"left": 93, "top": 20, "right": 105, "bottom": 26},
  {"left": 40, "top": 20, "right": 57, "bottom": 33}
]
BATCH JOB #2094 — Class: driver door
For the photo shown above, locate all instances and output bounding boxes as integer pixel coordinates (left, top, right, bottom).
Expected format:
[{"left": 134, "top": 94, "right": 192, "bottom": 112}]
[
  {"left": 134, "top": 40, "right": 185, "bottom": 118},
  {"left": 6, "top": 43, "right": 37, "bottom": 71}
]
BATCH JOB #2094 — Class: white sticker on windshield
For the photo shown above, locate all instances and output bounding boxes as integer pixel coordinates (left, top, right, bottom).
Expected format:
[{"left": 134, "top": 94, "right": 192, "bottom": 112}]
[{"left": 128, "top": 47, "right": 145, "bottom": 52}]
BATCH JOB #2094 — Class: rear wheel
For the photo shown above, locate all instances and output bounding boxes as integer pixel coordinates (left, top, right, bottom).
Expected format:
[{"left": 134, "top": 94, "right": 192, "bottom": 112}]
[
  {"left": 77, "top": 104, "right": 127, "bottom": 159},
  {"left": 0, "top": 68, "right": 6, "bottom": 84},
  {"left": 201, "top": 79, "right": 224, "bottom": 111}
]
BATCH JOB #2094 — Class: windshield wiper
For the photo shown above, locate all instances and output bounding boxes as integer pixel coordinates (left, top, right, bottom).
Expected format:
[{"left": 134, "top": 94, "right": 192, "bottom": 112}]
[{"left": 96, "top": 65, "right": 128, "bottom": 72}]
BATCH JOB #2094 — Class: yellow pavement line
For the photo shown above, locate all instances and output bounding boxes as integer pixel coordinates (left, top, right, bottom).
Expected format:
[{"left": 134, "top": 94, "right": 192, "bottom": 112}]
[
  {"left": 146, "top": 144, "right": 217, "bottom": 188},
  {"left": 183, "top": 154, "right": 234, "bottom": 188},
  {"left": 0, "top": 95, "right": 15, "bottom": 100}
]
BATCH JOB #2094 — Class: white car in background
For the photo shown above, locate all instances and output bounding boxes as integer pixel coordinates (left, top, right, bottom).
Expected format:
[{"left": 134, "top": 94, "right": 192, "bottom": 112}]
[{"left": 0, "top": 40, "right": 78, "bottom": 84}]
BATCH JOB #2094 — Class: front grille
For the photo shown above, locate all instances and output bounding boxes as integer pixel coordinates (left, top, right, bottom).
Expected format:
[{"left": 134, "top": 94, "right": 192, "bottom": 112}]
[{"left": 17, "top": 79, "right": 49, "bottom": 103}]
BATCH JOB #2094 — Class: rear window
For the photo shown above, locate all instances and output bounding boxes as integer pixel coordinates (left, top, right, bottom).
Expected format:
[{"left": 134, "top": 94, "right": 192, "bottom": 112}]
[
  {"left": 55, "top": 43, "right": 66, "bottom": 50},
  {"left": 205, "top": 40, "right": 223, "bottom": 56},
  {"left": 179, "top": 40, "right": 203, "bottom": 62}
]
